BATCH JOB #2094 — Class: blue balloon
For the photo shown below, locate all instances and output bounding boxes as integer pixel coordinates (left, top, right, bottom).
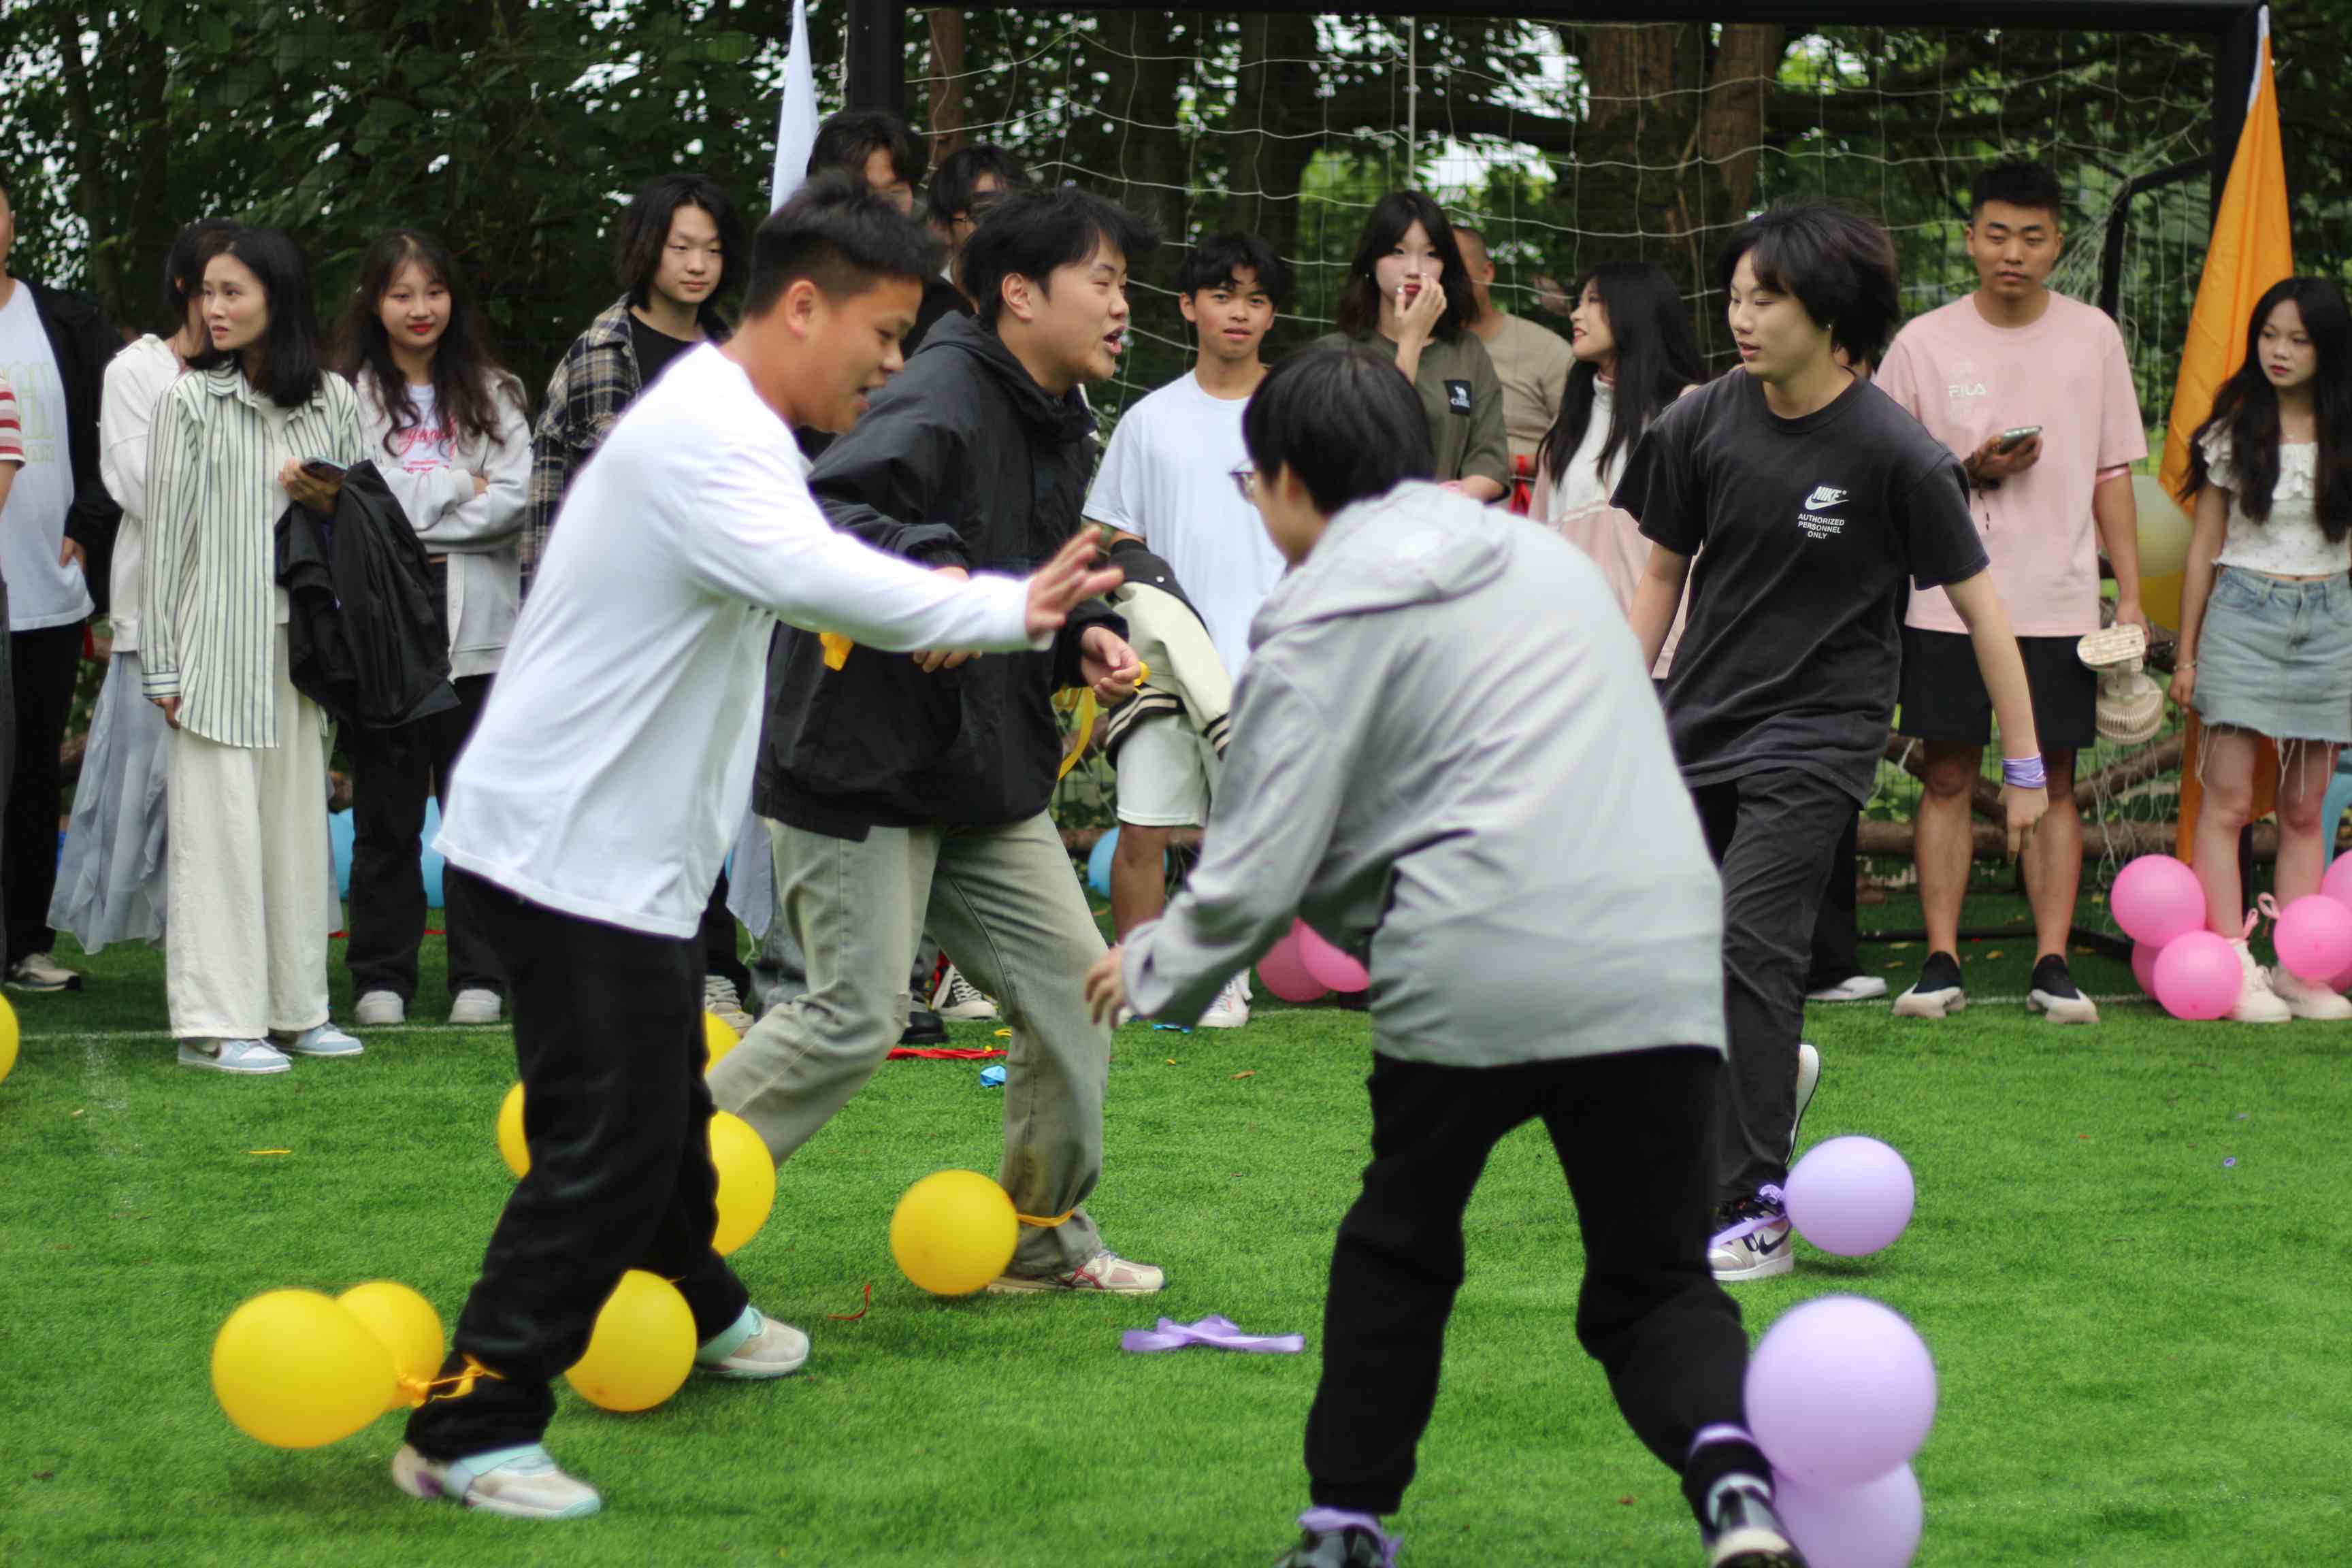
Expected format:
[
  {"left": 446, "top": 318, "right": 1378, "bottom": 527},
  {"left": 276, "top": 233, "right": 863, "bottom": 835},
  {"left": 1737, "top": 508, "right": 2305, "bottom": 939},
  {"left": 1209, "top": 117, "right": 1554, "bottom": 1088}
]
[
  {"left": 329, "top": 810, "right": 355, "bottom": 900},
  {"left": 327, "top": 804, "right": 448, "bottom": 909},
  {"left": 1086, "top": 826, "right": 1120, "bottom": 897},
  {"left": 421, "top": 798, "right": 447, "bottom": 911}
]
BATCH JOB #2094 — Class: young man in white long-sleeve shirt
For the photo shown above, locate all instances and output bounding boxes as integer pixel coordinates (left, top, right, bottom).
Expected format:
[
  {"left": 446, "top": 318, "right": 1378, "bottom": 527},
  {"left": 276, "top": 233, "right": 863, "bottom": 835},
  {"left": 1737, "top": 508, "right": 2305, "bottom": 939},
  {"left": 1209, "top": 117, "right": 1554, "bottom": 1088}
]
[{"left": 392, "top": 176, "right": 1124, "bottom": 1522}]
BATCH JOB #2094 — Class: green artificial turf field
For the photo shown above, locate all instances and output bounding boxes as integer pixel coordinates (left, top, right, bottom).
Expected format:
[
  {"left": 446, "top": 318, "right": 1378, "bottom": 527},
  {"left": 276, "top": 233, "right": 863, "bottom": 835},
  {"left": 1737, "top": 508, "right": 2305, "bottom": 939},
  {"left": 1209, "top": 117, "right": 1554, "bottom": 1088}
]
[{"left": 1, "top": 894, "right": 2347, "bottom": 1567}]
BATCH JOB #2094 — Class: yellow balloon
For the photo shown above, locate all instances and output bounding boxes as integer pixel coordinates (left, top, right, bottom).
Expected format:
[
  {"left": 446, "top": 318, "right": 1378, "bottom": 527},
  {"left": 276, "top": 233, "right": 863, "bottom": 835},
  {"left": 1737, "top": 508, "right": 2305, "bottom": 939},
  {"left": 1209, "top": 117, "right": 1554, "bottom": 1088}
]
[
  {"left": 704, "top": 1011, "right": 742, "bottom": 1071},
  {"left": 336, "top": 1281, "right": 446, "bottom": 1414},
  {"left": 564, "top": 1269, "right": 696, "bottom": 1412},
  {"left": 0, "top": 995, "right": 17, "bottom": 1085},
  {"left": 212, "top": 1290, "right": 395, "bottom": 1448},
  {"left": 496, "top": 1082, "right": 529, "bottom": 1178},
  {"left": 708, "top": 1112, "right": 777, "bottom": 1255},
  {"left": 2132, "top": 473, "right": 2195, "bottom": 580},
  {"left": 889, "top": 1169, "right": 1019, "bottom": 1296}
]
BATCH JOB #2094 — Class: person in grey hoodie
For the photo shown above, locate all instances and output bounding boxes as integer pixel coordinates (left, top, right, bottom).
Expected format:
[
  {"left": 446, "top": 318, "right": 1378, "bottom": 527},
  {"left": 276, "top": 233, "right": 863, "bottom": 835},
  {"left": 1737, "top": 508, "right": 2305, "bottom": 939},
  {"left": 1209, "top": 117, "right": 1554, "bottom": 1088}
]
[{"left": 1085, "top": 344, "right": 1806, "bottom": 1568}]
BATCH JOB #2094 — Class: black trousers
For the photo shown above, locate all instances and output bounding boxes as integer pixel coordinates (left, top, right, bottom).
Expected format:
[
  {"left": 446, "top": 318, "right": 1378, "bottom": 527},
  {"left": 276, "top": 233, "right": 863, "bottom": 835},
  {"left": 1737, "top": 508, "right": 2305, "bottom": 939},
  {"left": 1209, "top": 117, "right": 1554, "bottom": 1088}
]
[
  {"left": 1806, "top": 812, "right": 1862, "bottom": 987},
  {"left": 346, "top": 673, "right": 498, "bottom": 1001},
  {"left": 1305, "top": 1047, "right": 1754, "bottom": 1520},
  {"left": 406, "top": 871, "right": 749, "bottom": 1459},
  {"left": 702, "top": 871, "right": 749, "bottom": 995},
  {"left": 5, "top": 621, "right": 83, "bottom": 965},
  {"left": 1690, "top": 770, "right": 1852, "bottom": 1207}
]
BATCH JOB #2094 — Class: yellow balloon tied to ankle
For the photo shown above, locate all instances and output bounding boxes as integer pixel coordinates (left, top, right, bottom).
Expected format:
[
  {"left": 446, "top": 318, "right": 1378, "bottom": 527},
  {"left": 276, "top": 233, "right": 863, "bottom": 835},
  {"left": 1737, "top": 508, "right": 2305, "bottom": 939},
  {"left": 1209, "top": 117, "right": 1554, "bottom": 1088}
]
[
  {"left": 212, "top": 1290, "right": 395, "bottom": 1448},
  {"left": 0, "top": 995, "right": 17, "bottom": 1085},
  {"left": 337, "top": 1281, "right": 446, "bottom": 1412},
  {"left": 564, "top": 1269, "right": 696, "bottom": 1412},
  {"left": 708, "top": 1111, "right": 776, "bottom": 1255},
  {"left": 495, "top": 1082, "right": 529, "bottom": 1177},
  {"left": 890, "top": 1169, "right": 1019, "bottom": 1296},
  {"left": 703, "top": 1011, "right": 742, "bottom": 1071}
]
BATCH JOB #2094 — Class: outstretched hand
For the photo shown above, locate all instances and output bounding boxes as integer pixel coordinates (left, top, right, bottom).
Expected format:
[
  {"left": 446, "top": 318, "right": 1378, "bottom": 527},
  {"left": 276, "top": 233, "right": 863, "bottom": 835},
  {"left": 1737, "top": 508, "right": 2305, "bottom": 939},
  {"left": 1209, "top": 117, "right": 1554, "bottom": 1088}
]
[{"left": 1024, "top": 529, "right": 1124, "bottom": 642}]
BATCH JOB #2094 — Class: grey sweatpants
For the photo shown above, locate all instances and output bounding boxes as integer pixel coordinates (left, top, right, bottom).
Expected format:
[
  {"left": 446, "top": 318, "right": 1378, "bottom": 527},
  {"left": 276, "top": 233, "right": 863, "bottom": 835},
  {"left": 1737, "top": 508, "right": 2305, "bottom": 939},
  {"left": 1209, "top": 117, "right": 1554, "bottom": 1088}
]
[{"left": 708, "top": 811, "right": 1112, "bottom": 1275}]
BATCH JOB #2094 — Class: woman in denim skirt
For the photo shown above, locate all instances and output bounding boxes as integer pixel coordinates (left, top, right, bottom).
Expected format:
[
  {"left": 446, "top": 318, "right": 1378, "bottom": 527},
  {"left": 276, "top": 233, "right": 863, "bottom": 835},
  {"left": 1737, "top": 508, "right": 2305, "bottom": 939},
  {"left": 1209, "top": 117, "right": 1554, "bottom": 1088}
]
[{"left": 2172, "top": 277, "right": 2352, "bottom": 1022}]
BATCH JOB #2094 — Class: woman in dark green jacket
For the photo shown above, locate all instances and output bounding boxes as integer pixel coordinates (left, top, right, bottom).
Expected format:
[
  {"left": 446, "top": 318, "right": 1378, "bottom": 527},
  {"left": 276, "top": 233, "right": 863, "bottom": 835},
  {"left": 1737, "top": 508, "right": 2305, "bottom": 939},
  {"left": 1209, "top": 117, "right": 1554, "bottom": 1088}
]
[{"left": 1322, "top": 191, "right": 1511, "bottom": 501}]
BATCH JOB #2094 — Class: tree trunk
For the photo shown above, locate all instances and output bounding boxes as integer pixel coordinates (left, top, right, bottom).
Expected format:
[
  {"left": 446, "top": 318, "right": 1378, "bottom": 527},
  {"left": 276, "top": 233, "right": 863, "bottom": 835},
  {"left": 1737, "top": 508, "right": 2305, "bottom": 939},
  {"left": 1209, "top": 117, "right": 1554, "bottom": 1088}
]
[
  {"left": 52, "top": 7, "right": 120, "bottom": 323},
  {"left": 926, "top": 9, "right": 967, "bottom": 151}
]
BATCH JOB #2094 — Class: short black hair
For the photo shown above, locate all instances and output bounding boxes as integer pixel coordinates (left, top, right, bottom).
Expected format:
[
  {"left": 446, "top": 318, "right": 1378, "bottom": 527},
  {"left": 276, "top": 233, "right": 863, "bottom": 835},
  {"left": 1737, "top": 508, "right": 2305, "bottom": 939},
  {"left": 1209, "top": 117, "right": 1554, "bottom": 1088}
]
[
  {"left": 927, "top": 144, "right": 1026, "bottom": 227},
  {"left": 1716, "top": 201, "right": 1903, "bottom": 368},
  {"left": 612, "top": 173, "right": 743, "bottom": 324},
  {"left": 810, "top": 110, "right": 928, "bottom": 192},
  {"left": 958, "top": 187, "right": 1158, "bottom": 328},
  {"left": 160, "top": 217, "right": 240, "bottom": 334},
  {"left": 741, "top": 173, "right": 946, "bottom": 318},
  {"left": 1242, "top": 343, "right": 1434, "bottom": 516},
  {"left": 189, "top": 228, "right": 326, "bottom": 406},
  {"left": 1970, "top": 161, "right": 2066, "bottom": 225},
  {"left": 1177, "top": 231, "right": 1292, "bottom": 308}
]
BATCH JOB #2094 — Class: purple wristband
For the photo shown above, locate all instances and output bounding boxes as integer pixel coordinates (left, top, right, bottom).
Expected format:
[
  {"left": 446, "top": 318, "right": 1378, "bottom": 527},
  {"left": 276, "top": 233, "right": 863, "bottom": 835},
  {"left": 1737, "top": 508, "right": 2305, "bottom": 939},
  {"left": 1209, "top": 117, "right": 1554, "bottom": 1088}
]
[{"left": 2002, "top": 755, "right": 2046, "bottom": 789}]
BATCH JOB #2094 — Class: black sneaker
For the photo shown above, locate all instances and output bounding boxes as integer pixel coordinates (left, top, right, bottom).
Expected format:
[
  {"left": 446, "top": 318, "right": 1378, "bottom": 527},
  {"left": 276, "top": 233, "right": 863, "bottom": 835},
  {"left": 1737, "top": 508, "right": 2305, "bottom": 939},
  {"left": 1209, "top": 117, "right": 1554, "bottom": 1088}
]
[
  {"left": 897, "top": 1006, "right": 949, "bottom": 1046},
  {"left": 1890, "top": 949, "right": 1965, "bottom": 1020},
  {"left": 1274, "top": 1527, "right": 1392, "bottom": 1568},
  {"left": 1703, "top": 1477, "right": 1809, "bottom": 1567},
  {"left": 2027, "top": 953, "right": 2099, "bottom": 1025}
]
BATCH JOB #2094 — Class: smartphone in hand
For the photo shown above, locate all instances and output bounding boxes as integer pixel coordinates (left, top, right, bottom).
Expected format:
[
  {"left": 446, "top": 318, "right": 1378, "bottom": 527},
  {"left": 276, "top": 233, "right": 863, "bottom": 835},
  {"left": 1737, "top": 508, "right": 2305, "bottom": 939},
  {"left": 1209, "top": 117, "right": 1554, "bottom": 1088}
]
[
  {"left": 299, "top": 457, "right": 348, "bottom": 480},
  {"left": 1995, "top": 425, "right": 2042, "bottom": 455}
]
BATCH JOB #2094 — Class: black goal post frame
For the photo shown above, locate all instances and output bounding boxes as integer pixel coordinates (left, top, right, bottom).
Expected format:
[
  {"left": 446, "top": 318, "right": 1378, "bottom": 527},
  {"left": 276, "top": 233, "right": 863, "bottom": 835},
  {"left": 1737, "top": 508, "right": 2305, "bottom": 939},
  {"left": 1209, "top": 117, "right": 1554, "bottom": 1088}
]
[{"left": 843, "top": 0, "right": 2264, "bottom": 227}]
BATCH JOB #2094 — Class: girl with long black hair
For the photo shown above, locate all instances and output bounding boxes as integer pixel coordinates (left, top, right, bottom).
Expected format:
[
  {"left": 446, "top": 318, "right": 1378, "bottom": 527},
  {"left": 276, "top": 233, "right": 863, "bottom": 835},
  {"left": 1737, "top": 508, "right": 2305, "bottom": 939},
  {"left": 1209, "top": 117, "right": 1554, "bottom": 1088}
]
[
  {"left": 2173, "top": 276, "right": 2352, "bottom": 1022},
  {"left": 334, "top": 230, "right": 530, "bottom": 1028}
]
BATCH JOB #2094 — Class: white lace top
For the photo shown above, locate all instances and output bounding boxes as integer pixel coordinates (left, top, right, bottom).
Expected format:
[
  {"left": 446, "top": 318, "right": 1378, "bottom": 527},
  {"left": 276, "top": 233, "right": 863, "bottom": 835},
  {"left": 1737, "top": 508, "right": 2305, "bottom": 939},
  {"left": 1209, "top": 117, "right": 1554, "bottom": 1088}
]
[{"left": 2201, "top": 430, "right": 2349, "bottom": 576}]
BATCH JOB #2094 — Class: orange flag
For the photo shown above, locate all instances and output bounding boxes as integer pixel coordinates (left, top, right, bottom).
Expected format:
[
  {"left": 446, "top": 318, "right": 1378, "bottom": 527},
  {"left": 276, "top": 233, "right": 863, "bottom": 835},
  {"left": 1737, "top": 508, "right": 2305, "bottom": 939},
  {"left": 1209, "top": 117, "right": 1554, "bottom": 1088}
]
[{"left": 2170, "top": 8, "right": 2293, "bottom": 861}]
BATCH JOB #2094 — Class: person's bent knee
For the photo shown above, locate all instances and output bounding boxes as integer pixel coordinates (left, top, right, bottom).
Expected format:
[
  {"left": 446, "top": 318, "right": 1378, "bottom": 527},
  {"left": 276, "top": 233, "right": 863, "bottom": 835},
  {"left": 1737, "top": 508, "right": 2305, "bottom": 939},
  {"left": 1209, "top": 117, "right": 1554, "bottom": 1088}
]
[{"left": 1918, "top": 746, "right": 1983, "bottom": 800}]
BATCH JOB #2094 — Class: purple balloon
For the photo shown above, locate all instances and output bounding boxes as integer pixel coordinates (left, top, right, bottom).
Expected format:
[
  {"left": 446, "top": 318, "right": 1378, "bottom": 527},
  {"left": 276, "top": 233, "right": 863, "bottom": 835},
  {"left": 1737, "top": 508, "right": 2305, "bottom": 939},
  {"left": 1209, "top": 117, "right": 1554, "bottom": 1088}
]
[
  {"left": 1746, "top": 1296, "right": 1937, "bottom": 1489},
  {"left": 2152, "top": 930, "right": 2242, "bottom": 1021},
  {"left": 2130, "top": 941, "right": 2163, "bottom": 996},
  {"left": 1256, "top": 927, "right": 1328, "bottom": 1004},
  {"left": 1784, "top": 1137, "right": 1914, "bottom": 1258},
  {"left": 2110, "top": 855, "right": 2205, "bottom": 948},
  {"left": 1775, "top": 1465, "right": 1923, "bottom": 1568},
  {"left": 2274, "top": 894, "right": 2352, "bottom": 983},
  {"left": 1296, "top": 923, "right": 1369, "bottom": 993}
]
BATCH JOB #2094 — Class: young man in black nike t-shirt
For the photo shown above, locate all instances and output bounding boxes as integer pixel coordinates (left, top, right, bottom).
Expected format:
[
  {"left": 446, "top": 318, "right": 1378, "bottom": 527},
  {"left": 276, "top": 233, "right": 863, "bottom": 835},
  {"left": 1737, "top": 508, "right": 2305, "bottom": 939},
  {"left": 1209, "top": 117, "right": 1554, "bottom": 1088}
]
[{"left": 1614, "top": 202, "right": 2049, "bottom": 1284}]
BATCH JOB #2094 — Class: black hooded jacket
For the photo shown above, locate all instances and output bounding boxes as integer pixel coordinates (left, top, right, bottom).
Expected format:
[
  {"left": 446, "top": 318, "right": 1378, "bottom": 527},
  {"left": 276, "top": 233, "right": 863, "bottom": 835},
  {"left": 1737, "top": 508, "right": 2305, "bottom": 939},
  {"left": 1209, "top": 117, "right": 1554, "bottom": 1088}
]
[
  {"left": 755, "top": 312, "right": 1124, "bottom": 838},
  {"left": 277, "top": 459, "right": 458, "bottom": 730},
  {"left": 16, "top": 280, "right": 122, "bottom": 614}
]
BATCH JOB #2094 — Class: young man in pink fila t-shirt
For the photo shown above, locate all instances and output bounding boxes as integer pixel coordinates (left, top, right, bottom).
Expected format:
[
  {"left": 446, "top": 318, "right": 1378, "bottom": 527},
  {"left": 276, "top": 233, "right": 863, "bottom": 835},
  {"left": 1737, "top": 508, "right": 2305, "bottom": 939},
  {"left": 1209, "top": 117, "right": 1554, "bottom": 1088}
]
[{"left": 1874, "top": 161, "right": 2149, "bottom": 1026}]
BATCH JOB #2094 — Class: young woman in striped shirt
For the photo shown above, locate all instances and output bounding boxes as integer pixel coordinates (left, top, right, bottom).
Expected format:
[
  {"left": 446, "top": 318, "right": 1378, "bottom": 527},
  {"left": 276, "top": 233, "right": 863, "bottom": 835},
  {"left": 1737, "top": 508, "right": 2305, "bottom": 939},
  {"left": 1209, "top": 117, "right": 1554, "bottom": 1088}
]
[{"left": 143, "top": 228, "right": 367, "bottom": 1073}]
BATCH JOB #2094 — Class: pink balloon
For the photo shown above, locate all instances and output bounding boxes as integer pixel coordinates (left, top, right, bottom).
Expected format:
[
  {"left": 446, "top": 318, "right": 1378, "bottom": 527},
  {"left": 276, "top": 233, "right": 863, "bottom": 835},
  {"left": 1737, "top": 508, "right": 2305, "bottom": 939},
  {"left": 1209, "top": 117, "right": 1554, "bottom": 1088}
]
[
  {"left": 1774, "top": 1465, "right": 1924, "bottom": 1568},
  {"left": 1784, "top": 1137, "right": 1914, "bottom": 1257},
  {"left": 1746, "top": 1296, "right": 1937, "bottom": 1489},
  {"left": 2130, "top": 941, "right": 2164, "bottom": 996},
  {"left": 2323, "top": 852, "right": 2352, "bottom": 910},
  {"left": 1256, "top": 928, "right": 1328, "bottom": 1004},
  {"left": 2152, "top": 930, "right": 2242, "bottom": 1021},
  {"left": 1295, "top": 923, "right": 1369, "bottom": 993},
  {"left": 2274, "top": 894, "right": 2352, "bottom": 983},
  {"left": 2110, "top": 855, "right": 2205, "bottom": 948},
  {"left": 2332, "top": 960, "right": 2352, "bottom": 995}
]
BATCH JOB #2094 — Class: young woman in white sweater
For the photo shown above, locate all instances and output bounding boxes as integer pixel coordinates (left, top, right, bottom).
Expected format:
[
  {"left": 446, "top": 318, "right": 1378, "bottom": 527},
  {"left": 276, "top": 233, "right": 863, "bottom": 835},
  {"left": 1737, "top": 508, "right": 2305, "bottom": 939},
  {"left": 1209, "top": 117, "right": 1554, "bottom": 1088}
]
[
  {"left": 52, "top": 219, "right": 238, "bottom": 958},
  {"left": 333, "top": 231, "right": 529, "bottom": 1028},
  {"left": 144, "top": 228, "right": 366, "bottom": 1073}
]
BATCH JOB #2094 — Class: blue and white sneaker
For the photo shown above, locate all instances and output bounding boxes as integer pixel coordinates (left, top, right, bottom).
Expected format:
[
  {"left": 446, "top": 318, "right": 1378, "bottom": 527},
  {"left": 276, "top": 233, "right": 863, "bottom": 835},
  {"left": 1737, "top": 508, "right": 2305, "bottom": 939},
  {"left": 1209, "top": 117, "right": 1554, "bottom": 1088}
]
[
  {"left": 272, "top": 1023, "right": 363, "bottom": 1058},
  {"left": 1709, "top": 1188, "right": 1793, "bottom": 1282},
  {"left": 694, "top": 1305, "right": 809, "bottom": 1379},
  {"left": 176, "top": 1039, "right": 291, "bottom": 1075},
  {"left": 392, "top": 1442, "right": 601, "bottom": 1520}
]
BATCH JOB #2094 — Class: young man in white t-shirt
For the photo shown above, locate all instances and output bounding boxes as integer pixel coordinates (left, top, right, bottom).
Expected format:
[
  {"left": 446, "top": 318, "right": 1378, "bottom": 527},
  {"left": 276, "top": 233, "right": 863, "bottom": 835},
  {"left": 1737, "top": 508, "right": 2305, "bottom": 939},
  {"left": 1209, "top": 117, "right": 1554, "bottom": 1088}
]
[
  {"left": 391, "top": 177, "right": 1120, "bottom": 1522},
  {"left": 1085, "top": 233, "right": 1292, "bottom": 1028},
  {"left": 1874, "top": 162, "right": 2149, "bottom": 1027}
]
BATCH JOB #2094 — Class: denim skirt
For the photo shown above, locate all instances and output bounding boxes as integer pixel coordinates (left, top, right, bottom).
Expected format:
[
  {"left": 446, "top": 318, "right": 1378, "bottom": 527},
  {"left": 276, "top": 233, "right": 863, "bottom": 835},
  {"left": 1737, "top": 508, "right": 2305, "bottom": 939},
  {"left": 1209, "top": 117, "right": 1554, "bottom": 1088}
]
[{"left": 2193, "top": 567, "right": 2352, "bottom": 744}]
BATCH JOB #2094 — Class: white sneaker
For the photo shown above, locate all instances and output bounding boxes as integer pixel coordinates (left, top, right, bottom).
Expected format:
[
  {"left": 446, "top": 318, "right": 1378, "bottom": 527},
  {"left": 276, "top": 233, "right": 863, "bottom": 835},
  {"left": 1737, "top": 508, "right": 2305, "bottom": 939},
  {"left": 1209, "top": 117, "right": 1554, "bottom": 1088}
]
[
  {"left": 2272, "top": 965, "right": 2352, "bottom": 1021},
  {"left": 354, "top": 990, "right": 406, "bottom": 1027},
  {"left": 929, "top": 962, "right": 999, "bottom": 1023},
  {"left": 392, "top": 1442, "right": 602, "bottom": 1520},
  {"left": 274, "top": 1023, "right": 364, "bottom": 1058},
  {"left": 1805, "top": 973, "right": 1887, "bottom": 1003},
  {"left": 2227, "top": 941, "right": 2291, "bottom": 1024},
  {"left": 987, "top": 1248, "right": 1166, "bottom": 1294},
  {"left": 1788, "top": 1043, "right": 1820, "bottom": 1162},
  {"left": 448, "top": 988, "right": 503, "bottom": 1026},
  {"left": 1199, "top": 973, "right": 1252, "bottom": 1028},
  {"left": 6, "top": 952, "right": 83, "bottom": 992},
  {"left": 1708, "top": 1192, "right": 1794, "bottom": 1282},
  {"left": 694, "top": 1306, "right": 810, "bottom": 1379},
  {"left": 1891, "top": 952, "right": 1965, "bottom": 1019},
  {"left": 177, "top": 1039, "right": 291, "bottom": 1075},
  {"left": 703, "top": 975, "right": 755, "bottom": 1036}
]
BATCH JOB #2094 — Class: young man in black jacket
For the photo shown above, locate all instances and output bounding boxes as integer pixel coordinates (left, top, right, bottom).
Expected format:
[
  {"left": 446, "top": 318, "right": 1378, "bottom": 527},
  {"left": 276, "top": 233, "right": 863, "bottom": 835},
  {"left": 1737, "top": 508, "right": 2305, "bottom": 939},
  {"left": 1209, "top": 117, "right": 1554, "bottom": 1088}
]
[
  {"left": 0, "top": 176, "right": 122, "bottom": 996},
  {"left": 712, "top": 187, "right": 1166, "bottom": 1294}
]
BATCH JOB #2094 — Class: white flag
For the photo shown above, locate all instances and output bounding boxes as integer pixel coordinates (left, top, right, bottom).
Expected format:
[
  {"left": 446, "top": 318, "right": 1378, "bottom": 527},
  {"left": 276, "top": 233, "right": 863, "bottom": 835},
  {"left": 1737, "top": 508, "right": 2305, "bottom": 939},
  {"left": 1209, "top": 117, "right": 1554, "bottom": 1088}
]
[{"left": 768, "top": 0, "right": 821, "bottom": 211}]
